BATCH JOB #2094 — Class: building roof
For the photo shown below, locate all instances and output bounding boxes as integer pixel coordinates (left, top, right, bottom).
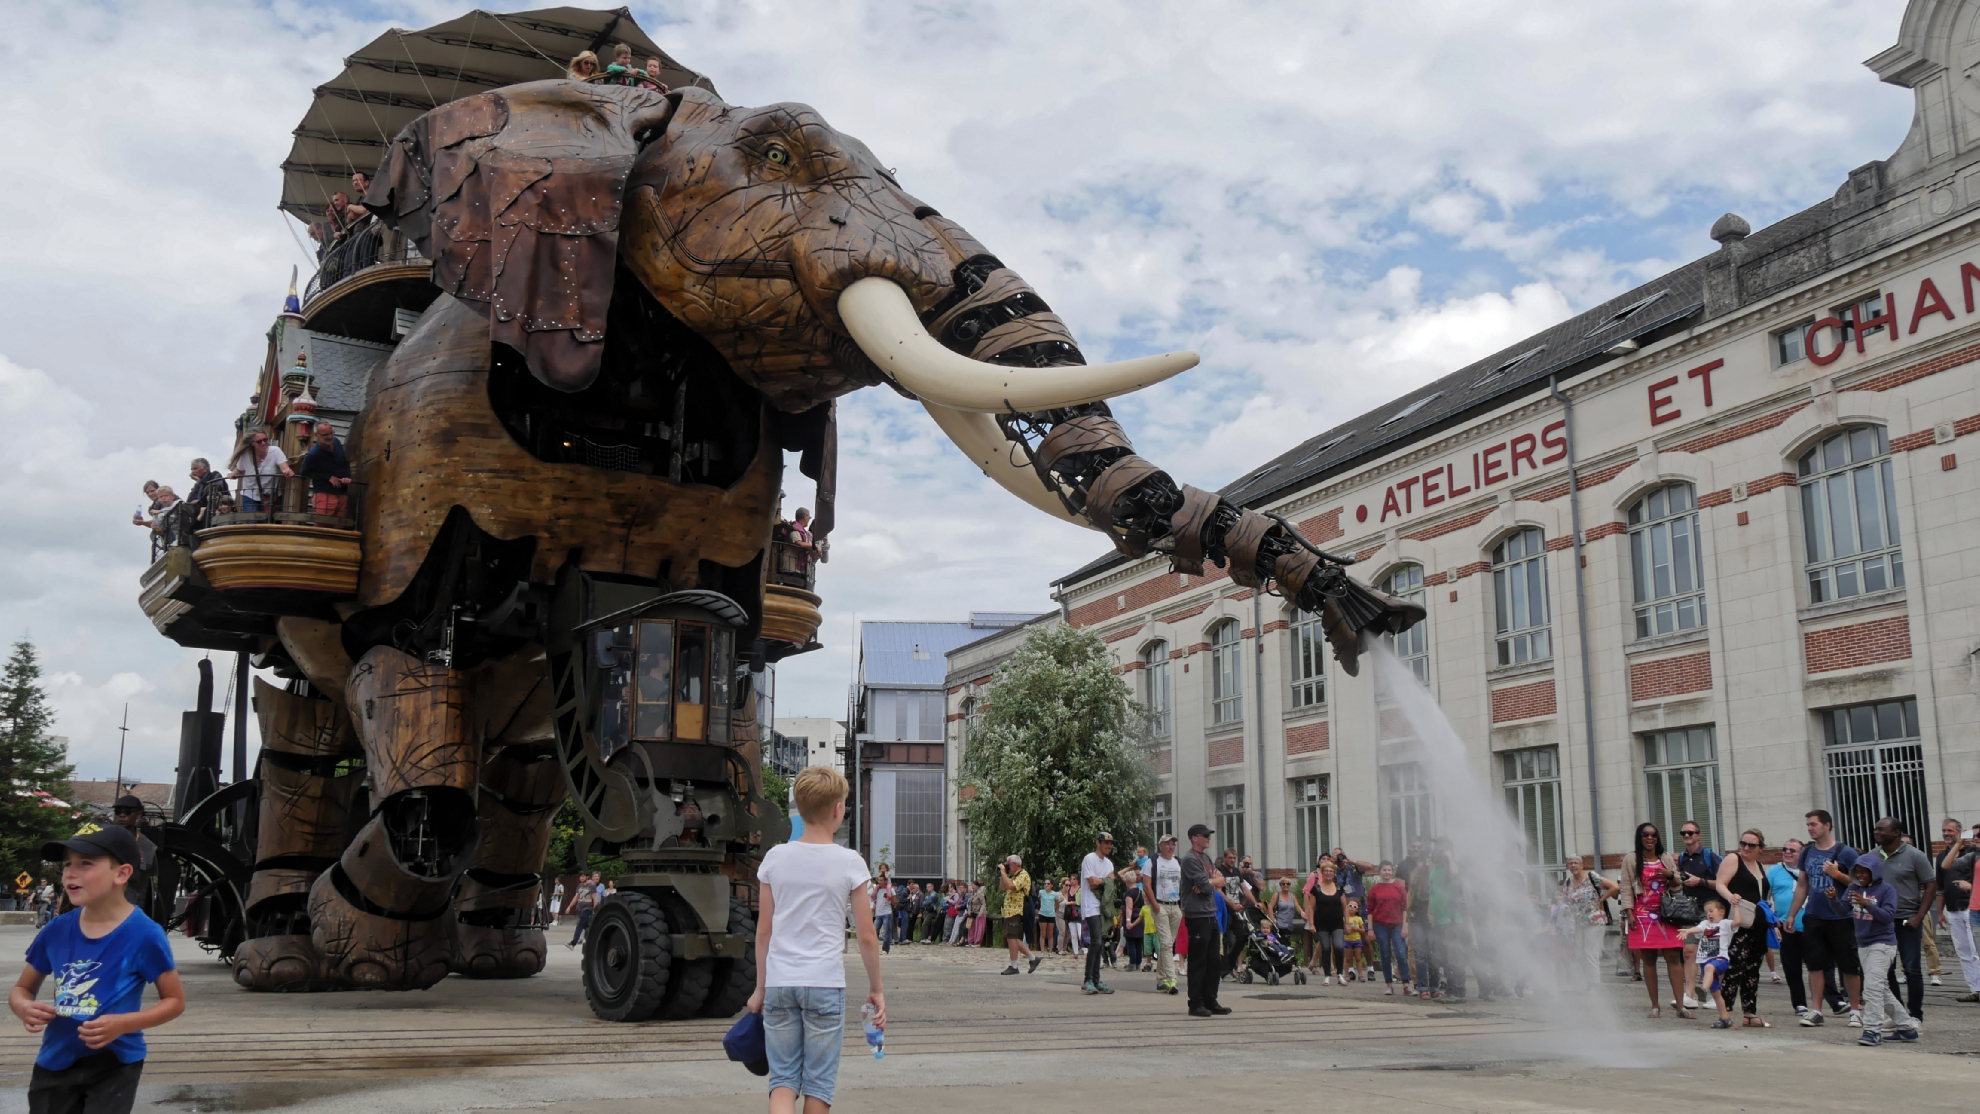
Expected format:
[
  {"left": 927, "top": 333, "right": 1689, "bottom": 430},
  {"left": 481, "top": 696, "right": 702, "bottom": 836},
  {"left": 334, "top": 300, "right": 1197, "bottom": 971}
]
[
  {"left": 65, "top": 779, "right": 175, "bottom": 811},
  {"left": 859, "top": 616, "right": 1046, "bottom": 687}
]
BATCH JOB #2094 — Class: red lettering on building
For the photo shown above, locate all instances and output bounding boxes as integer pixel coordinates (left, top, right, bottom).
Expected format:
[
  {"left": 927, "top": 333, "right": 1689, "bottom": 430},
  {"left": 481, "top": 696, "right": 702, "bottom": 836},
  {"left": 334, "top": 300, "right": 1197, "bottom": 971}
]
[
  {"left": 1509, "top": 433, "right": 1538, "bottom": 476},
  {"left": 1686, "top": 358, "right": 1722, "bottom": 407},
  {"left": 1854, "top": 294, "right": 1897, "bottom": 354},
  {"left": 1379, "top": 487, "right": 1402, "bottom": 522},
  {"left": 1648, "top": 376, "right": 1681, "bottom": 425},
  {"left": 1911, "top": 277, "right": 1955, "bottom": 333},
  {"left": 1540, "top": 420, "right": 1567, "bottom": 464},
  {"left": 1961, "top": 262, "right": 1980, "bottom": 313},
  {"left": 1421, "top": 467, "right": 1443, "bottom": 506},
  {"left": 1807, "top": 317, "right": 1847, "bottom": 365},
  {"left": 1482, "top": 443, "right": 1508, "bottom": 484},
  {"left": 1395, "top": 475, "right": 1419, "bottom": 513}
]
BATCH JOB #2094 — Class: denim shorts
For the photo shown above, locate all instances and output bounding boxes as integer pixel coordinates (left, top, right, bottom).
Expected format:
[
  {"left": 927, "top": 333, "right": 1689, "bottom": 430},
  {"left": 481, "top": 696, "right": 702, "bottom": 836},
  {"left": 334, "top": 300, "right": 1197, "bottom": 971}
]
[{"left": 763, "top": 986, "right": 845, "bottom": 1103}]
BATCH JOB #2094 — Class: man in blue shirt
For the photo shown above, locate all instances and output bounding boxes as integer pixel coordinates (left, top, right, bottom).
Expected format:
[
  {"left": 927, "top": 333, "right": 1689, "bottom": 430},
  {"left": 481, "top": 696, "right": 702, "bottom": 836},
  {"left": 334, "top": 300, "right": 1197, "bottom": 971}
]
[{"left": 1788, "top": 809, "right": 1863, "bottom": 1027}]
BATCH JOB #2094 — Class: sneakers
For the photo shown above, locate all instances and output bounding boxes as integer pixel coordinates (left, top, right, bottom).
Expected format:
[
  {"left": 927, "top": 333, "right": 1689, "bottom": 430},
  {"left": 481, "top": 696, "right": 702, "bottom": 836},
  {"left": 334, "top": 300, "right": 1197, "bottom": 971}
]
[
  {"left": 1892, "top": 1027, "right": 1920, "bottom": 1042},
  {"left": 1683, "top": 995, "right": 1702, "bottom": 1009},
  {"left": 1931, "top": 975, "right": 1944, "bottom": 986},
  {"left": 1082, "top": 981, "right": 1100, "bottom": 995},
  {"left": 1794, "top": 1005, "right": 1809, "bottom": 1017},
  {"left": 1858, "top": 1031, "right": 1884, "bottom": 1047},
  {"left": 1028, "top": 956, "right": 1043, "bottom": 974},
  {"left": 1770, "top": 971, "right": 1782, "bottom": 984},
  {"left": 1322, "top": 975, "right": 1333, "bottom": 986},
  {"left": 1799, "top": 1011, "right": 1825, "bottom": 1027},
  {"left": 1158, "top": 979, "right": 1179, "bottom": 995},
  {"left": 1848, "top": 1010, "right": 1864, "bottom": 1028},
  {"left": 1000, "top": 965, "right": 1021, "bottom": 975},
  {"left": 1094, "top": 981, "right": 1114, "bottom": 994}
]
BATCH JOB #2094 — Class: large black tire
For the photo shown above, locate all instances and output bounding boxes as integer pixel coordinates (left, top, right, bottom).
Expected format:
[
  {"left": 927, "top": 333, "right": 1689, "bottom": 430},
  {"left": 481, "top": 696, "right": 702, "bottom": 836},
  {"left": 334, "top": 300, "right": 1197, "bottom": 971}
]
[
  {"left": 699, "top": 894, "right": 758, "bottom": 1018},
  {"left": 652, "top": 891, "right": 714, "bottom": 1020},
  {"left": 584, "top": 893, "right": 672, "bottom": 1022}
]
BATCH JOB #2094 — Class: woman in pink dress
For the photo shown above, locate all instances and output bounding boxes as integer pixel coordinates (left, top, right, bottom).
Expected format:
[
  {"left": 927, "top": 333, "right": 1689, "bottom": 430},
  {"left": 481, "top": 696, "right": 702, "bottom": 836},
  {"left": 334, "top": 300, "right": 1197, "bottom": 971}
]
[{"left": 1623, "top": 822, "right": 1690, "bottom": 1018}]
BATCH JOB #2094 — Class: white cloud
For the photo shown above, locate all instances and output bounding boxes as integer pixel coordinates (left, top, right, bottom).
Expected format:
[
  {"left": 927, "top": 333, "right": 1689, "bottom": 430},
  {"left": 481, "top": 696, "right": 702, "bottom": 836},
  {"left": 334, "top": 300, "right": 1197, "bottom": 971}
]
[{"left": 0, "top": 0, "right": 1917, "bottom": 734}]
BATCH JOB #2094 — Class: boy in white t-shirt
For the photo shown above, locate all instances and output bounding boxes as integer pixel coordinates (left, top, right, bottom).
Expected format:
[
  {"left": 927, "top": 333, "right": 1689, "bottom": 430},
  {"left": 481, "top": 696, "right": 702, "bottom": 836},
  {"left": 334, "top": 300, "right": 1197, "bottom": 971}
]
[{"left": 749, "top": 766, "right": 884, "bottom": 1113}]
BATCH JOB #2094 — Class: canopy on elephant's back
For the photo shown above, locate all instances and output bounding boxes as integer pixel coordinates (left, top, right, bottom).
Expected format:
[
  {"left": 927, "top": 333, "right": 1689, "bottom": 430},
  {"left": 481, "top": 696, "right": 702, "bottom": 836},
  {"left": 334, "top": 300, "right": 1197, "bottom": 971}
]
[{"left": 279, "top": 7, "right": 715, "bottom": 223}]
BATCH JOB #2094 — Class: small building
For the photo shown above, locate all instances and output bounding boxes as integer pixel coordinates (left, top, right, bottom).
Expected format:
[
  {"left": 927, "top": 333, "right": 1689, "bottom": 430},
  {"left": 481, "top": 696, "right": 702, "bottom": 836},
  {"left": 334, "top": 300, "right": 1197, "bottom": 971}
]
[
  {"left": 940, "top": 612, "right": 1060, "bottom": 882},
  {"left": 848, "top": 614, "right": 1043, "bottom": 880},
  {"left": 65, "top": 779, "right": 175, "bottom": 818},
  {"left": 772, "top": 717, "right": 847, "bottom": 772}
]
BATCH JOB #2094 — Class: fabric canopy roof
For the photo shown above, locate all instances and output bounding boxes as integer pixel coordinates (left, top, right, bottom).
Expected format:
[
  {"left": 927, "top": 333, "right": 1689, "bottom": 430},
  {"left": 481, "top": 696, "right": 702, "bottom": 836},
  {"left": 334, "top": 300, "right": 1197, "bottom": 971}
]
[{"left": 280, "top": 6, "right": 714, "bottom": 222}]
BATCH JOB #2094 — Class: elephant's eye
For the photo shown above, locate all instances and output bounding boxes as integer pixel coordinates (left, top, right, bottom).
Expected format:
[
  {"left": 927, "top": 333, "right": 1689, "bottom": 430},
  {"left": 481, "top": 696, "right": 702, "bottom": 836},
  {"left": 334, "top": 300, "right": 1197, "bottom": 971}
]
[{"left": 764, "top": 144, "right": 791, "bottom": 166}]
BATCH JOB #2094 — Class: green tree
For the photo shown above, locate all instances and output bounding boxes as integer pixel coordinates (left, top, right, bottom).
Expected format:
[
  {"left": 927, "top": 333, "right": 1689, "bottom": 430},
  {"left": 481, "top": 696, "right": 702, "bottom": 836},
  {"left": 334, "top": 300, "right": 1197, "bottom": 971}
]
[
  {"left": 0, "top": 639, "right": 75, "bottom": 886},
  {"left": 957, "top": 623, "right": 1155, "bottom": 883},
  {"left": 760, "top": 764, "right": 791, "bottom": 818}
]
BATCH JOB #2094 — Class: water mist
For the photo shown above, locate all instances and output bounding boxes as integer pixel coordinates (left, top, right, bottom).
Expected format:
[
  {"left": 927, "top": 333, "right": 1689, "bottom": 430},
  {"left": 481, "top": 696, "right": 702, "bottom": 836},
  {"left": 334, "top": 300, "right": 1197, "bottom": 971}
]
[{"left": 1366, "top": 641, "right": 1653, "bottom": 1067}]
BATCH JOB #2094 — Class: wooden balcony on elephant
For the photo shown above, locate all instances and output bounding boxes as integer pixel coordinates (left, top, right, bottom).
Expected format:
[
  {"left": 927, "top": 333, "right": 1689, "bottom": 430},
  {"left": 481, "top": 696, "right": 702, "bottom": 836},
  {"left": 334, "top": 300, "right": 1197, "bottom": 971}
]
[
  {"left": 138, "top": 474, "right": 362, "bottom": 654},
  {"left": 760, "top": 537, "right": 823, "bottom": 651}
]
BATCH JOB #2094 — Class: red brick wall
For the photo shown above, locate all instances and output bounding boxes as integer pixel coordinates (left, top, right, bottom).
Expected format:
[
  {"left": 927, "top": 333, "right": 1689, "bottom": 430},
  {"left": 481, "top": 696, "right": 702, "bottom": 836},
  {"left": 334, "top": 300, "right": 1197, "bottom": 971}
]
[
  {"left": 1805, "top": 616, "right": 1912, "bottom": 673},
  {"left": 1525, "top": 459, "right": 1633, "bottom": 503},
  {"left": 1667, "top": 402, "right": 1810, "bottom": 455},
  {"left": 1286, "top": 720, "right": 1330, "bottom": 755},
  {"left": 1490, "top": 680, "right": 1557, "bottom": 723},
  {"left": 1629, "top": 651, "right": 1712, "bottom": 702},
  {"left": 1208, "top": 734, "right": 1245, "bottom": 767},
  {"left": 1103, "top": 624, "right": 1144, "bottom": 643},
  {"left": 1857, "top": 340, "right": 1980, "bottom": 393}
]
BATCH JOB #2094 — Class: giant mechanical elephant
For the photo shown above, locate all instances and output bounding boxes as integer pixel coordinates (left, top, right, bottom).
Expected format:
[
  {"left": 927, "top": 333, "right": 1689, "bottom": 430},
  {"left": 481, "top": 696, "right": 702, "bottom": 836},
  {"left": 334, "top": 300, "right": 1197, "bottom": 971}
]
[{"left": 231, "top": 77, "right": 1423, "bottom": 1018}]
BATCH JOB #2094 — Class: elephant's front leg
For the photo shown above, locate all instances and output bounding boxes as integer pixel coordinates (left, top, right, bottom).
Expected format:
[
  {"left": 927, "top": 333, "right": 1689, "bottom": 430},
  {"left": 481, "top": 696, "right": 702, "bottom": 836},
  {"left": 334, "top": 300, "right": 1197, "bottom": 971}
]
[{"left": 308, "top": 646, "right": 479, "bottom": 989}]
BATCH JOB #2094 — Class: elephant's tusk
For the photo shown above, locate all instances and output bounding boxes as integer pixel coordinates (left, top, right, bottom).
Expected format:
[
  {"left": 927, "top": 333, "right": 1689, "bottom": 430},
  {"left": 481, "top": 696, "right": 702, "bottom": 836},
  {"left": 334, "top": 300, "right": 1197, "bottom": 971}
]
[
  {"left": 920, "top": 401, "right": 1095, "bottom": 529},
  {"left": 838, "top": 277, "right": 1199, "bottom": 414}
]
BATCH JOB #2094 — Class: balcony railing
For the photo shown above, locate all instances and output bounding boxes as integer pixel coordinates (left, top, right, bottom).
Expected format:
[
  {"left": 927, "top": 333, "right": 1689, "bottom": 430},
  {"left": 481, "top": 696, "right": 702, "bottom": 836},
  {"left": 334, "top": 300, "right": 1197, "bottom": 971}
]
[
  {"left": 212, "top": 474, "right": 362, "bottom": 531},
  {"left": 768, "top": 537, "right": 816, "bottom": 591},
  {"left": 303, "top": 220, "right": 422, "bottom": 306}
]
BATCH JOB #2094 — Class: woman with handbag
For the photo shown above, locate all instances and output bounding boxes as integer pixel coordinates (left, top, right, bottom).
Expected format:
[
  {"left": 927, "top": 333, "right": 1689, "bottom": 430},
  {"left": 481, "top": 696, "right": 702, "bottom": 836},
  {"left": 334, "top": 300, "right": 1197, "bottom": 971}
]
[
  {"left": 1622, "top": 822, "right": 1690, "bottom": 1018},
  {"left": 1715, "top": 828, "right": 1774, "bottom": 1026},
  {"left": 1559, "top": 855, "right": 1620, "bottom": 989}
]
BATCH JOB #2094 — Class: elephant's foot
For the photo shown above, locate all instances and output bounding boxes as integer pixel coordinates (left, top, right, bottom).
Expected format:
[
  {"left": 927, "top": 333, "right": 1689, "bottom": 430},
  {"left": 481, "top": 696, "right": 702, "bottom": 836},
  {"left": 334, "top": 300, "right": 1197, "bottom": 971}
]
[
  {"left": 452, "top": 920, "right": 548, "bottom": 979},
  {"left": 232, "top": 934, "right": 342, "bottom": 992},
  {"left": 307, "top": 870, "right": 454, "bottom": 990}
]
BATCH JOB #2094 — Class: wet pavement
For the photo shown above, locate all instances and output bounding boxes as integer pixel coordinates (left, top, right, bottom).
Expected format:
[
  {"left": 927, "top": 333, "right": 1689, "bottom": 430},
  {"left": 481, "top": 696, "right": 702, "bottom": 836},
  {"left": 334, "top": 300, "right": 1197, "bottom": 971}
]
[{"left": 1, "top": 926, "right": 1976, "bottom": 1112}]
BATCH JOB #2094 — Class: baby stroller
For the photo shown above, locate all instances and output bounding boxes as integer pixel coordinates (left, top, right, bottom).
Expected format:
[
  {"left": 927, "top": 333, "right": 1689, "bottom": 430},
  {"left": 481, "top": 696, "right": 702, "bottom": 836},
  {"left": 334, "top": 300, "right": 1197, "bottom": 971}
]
[{"left": 1239, "top": 912, "right": 1306, "bottom": 986}]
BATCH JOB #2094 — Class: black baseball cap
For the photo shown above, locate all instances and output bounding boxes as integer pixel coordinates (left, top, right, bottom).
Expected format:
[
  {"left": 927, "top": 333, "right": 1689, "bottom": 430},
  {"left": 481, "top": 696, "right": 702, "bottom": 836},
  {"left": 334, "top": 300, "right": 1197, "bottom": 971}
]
[
  {"left": 113, "top": 795, "right": 144, "bottom": 812},
  {"left": 41, "top": 821, "right": 140, "bottom": 867},
  {"left": 1186, "top": 823, "right": 1213, "bottom": 839}
]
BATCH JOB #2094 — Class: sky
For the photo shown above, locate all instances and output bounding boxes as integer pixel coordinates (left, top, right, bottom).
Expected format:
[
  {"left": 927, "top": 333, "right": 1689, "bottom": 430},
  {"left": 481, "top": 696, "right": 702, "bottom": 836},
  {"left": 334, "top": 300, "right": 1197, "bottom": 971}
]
[{"left": 0, "top": 0, "right": 1916, "bottom": 783}]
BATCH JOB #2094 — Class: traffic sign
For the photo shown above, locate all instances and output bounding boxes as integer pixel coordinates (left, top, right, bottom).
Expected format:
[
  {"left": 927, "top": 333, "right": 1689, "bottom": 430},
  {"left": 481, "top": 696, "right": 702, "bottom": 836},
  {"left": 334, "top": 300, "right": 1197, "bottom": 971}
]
[{"left": 14, "top": 873, "right": 31, "bottom": 889}]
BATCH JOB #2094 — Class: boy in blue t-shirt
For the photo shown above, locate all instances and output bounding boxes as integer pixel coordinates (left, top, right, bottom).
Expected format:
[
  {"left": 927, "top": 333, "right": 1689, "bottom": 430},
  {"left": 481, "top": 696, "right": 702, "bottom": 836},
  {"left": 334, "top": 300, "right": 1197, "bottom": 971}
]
[{"left": 10, "top": 822, "right": 183, "bottom": 1114}]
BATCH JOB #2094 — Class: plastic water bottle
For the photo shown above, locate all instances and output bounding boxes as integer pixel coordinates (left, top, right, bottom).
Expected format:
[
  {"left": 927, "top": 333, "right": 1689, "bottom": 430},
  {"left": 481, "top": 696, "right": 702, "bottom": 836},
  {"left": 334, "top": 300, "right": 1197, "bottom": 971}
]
[{"left": 861, "top": 1003, "right": 884, "bottom": 1059}]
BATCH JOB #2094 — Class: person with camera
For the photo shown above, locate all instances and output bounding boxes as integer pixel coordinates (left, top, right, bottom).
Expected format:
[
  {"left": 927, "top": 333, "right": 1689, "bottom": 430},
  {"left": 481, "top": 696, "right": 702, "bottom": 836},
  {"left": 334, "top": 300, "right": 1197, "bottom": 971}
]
[
  {"left": 1938, "top": 820, "right": 1980, "bottom": 1001},
  {"left": 997, "top": 855, "right": 1041, "bottom": 976}
]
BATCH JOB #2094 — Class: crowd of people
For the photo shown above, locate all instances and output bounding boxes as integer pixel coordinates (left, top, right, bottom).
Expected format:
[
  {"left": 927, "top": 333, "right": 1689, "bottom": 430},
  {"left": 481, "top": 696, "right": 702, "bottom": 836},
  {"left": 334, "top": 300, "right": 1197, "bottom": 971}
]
[
  {"left": 131, "top": 419, "right": 355, "bottom": 555},
  {"left": 566, "top": 43, "right": 671, "bottom": 90},
  {"left": 864, "top": 807, "right": 1974, "bottom": 1039}
]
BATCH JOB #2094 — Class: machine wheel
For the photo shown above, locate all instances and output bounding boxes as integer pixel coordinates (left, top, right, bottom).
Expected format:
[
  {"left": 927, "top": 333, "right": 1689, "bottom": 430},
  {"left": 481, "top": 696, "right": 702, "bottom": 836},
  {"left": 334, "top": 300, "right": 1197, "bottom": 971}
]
[
  {"left": 699, "top": 894, "right": 758, "bottom": 1018},
  {"left": 583, "top": 893, "right": 672, "bottom": 1022},
  {"left": 652, "top": 891, "right": 714, "bottom": 1020}
]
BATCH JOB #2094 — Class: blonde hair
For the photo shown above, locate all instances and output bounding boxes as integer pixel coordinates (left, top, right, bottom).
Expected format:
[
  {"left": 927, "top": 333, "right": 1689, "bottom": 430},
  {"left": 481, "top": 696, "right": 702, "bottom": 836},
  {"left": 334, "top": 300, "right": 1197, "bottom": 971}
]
[
  {"left": 792, "top": 766, "right": 848, "bottom": 824},
  {"left": 567, "top": 51, "right": 598, "bottom": 80}
]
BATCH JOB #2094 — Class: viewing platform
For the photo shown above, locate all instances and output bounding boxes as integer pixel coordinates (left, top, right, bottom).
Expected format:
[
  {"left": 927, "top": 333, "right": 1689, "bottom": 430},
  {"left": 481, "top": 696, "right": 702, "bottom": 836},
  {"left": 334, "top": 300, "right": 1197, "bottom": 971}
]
[{"left": 761, "top": 537, "right": 823, "bottom": 649}]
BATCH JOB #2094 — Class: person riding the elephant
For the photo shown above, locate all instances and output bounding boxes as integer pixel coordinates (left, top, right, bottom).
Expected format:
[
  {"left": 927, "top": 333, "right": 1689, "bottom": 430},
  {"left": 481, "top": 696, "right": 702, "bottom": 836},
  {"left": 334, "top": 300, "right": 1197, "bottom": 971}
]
[{"left": 566, "top": 51, "right": 598, "bottom": 81}]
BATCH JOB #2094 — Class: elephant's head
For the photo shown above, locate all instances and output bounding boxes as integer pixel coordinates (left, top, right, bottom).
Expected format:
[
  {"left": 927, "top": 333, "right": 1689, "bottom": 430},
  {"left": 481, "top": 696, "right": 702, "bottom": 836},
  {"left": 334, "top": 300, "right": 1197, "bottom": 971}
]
[
  {"left": 366, "top": 80, "right": 1193, "bottom": 421},
  {"left": 366, "top": 78, "right": 1423, "bottom": 672}
]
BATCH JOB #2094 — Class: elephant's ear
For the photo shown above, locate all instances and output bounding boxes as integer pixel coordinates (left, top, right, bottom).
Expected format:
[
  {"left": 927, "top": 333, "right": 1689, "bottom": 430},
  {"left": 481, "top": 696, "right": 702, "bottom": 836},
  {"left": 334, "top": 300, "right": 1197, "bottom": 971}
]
[{"left": 365, "top": 80, "right": 678, "bottom": 391}]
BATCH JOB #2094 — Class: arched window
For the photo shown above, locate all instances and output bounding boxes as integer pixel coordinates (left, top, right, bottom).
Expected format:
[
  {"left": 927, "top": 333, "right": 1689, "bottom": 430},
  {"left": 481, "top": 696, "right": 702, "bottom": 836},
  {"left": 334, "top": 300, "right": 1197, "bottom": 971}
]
[
  {"left": 1209, "top": 619, "right": 1243, "bottom": 725},
  {"left": 1288, "top": 610, "right": 1326, "bottom": 709},
  {"left": 1628, "top": 483, "right": 1705, "bottom": 638},
  {"left": 1380, "top": 564, "right": 1429, "bottom": 683},
  {"left": 1492, "top": 528, "right": 1550, "bottom": 666},
  {"left": 1799, "top": 425, "right": 1902, "bottom": 603},
  {"left": 1142, "top": 641, "right": 1171, "bottom": 737}
]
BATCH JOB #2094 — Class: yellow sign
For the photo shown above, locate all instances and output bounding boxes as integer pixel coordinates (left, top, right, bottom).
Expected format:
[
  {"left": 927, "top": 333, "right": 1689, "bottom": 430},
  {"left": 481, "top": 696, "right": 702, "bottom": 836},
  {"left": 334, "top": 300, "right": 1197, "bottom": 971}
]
[{"left": 14, "top": 873, "right": 30, "bottom": 889}]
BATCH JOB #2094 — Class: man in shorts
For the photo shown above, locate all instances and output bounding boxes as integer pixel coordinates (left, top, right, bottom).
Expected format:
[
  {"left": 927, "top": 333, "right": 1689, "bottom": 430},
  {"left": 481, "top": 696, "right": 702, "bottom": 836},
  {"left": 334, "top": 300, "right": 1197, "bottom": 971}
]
[
  {"left": 1143, "top": 834, "right": 1184, "bottom": 994},
  {"left": 1789, "top": 809, "right": 1863, "bottom": 1027},
  {"left": 997, "top": 855, "right": 1042, "bottom": 976}
]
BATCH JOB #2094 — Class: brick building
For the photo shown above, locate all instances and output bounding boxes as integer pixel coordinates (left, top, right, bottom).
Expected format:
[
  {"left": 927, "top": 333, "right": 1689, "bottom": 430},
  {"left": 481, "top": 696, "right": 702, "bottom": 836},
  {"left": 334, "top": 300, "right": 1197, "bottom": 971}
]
[{"left": 1053, "top": 0, "right": 1980, "bottom": 877}]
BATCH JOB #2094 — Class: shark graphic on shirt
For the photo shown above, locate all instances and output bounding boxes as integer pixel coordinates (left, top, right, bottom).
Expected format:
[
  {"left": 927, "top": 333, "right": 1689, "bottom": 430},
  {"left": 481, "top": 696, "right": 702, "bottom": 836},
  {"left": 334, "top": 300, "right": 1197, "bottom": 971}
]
[{"left": 52, "top": 959, "right": 103, "bottom": 1019}]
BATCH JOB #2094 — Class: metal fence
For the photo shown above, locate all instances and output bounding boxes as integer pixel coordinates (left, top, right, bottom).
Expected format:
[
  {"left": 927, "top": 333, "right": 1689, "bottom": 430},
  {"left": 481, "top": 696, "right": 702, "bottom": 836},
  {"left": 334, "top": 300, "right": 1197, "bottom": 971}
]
[
  {"left": 303, "top": 220, "right": 421, "bottom": 305},
  {"left": 210, "top": 474, "right": 363, "bottom": 532}
]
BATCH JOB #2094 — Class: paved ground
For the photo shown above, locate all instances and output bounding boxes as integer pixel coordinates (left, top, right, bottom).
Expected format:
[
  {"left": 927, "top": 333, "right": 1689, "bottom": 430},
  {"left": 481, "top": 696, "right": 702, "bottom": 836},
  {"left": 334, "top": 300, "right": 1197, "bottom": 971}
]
[{"left": 1, "top": 926, "right": 1977, "bottom": 1112}]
